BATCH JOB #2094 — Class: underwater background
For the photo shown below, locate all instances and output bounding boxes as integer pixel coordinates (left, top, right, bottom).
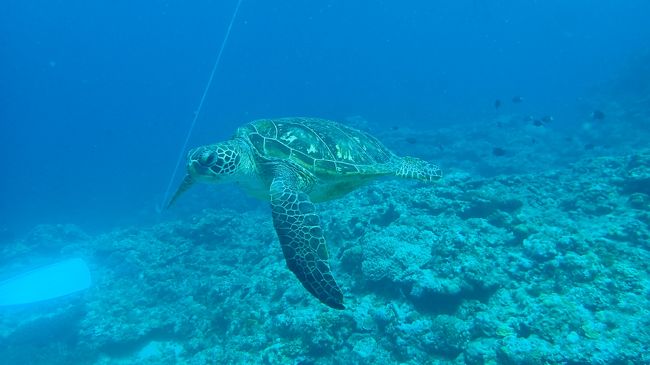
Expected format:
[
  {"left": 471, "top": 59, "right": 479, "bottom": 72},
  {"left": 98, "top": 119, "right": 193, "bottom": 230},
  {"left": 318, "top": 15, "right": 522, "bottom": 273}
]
[{"left": 1, "top": 0, "right": 649, "bottom": 364}]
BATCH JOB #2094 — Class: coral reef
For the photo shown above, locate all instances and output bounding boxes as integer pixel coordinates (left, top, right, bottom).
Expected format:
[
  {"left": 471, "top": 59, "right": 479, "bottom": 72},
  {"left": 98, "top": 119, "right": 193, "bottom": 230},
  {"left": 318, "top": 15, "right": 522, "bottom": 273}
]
[{"left": 1, "top": 146, "right": 649, "bottom": 364}]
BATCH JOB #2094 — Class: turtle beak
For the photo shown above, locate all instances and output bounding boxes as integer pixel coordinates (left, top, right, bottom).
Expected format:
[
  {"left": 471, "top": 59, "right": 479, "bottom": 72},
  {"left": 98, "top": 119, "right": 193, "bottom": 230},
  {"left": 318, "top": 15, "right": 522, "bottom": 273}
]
[{"left": 166, "top": 174, "right": 194, "bottom": 208}]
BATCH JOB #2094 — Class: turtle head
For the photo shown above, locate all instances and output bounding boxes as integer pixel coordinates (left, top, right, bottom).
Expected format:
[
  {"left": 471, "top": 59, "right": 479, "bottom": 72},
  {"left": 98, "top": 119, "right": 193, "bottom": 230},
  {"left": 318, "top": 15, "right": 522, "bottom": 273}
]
[
  {"left": 187, "top": 140, "right": 245, "bottom": 182},
  {"left": 166, "top": 139, "right": 249, "bottom": 208}
]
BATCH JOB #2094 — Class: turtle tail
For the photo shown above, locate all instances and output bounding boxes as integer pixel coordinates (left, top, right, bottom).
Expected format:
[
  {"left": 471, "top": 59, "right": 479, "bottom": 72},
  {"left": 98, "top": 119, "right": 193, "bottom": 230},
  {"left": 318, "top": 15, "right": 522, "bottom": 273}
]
[
  {"left": 394, "top": 157, "right": 442, "bottom": 183},
  {"left": 166, "top": 174, "right": 195, "bottom": 208}
]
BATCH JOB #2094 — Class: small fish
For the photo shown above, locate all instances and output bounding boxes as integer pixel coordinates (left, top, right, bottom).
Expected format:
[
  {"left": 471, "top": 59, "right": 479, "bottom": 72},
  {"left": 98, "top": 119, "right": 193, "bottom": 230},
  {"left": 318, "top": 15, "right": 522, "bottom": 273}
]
[
  {"left": 591, "top": 110, "right": 605, "bottom": 120},
  {"left": 541, "top": 115, "right": 554, "bottom": 123},
  {"left": 494, "top": 99, "right": 501, "bottom": 109},
  {"left": 405, "top": 137, "right": 417, "bottom": 144},
  {"left": 532, "top": 119, "right": 544, "bottom": 127},
  {"left": 512, "top": 96, "right": 524, "bottom": 103},
  {"left": 492, "top": 147, "right": 506, "bottom": 156},
  {"left": 391, "top": 125, "right": 400, "bottom": 131}
]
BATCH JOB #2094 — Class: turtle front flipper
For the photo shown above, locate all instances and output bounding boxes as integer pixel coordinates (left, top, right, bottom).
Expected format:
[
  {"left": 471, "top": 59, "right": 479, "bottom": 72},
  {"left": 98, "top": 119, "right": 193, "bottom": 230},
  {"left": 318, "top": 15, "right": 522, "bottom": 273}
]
[{"left": 269, "top": 173, "right": 345, "bottom": 309}]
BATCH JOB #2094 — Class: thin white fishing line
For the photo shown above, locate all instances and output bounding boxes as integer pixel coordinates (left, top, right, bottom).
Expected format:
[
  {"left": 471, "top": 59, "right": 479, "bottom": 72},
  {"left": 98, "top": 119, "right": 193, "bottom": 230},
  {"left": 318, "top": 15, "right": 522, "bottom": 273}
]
[{"left": 160, "top": 0, "right": 243, "bottom": 211}]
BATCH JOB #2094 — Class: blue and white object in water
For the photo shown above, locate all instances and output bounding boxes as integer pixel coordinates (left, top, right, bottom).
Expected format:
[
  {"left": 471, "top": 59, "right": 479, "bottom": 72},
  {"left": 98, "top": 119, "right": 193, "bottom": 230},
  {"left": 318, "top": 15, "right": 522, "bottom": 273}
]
[{"left": 0, "top": 258, "right": 91, "bottom": 306}]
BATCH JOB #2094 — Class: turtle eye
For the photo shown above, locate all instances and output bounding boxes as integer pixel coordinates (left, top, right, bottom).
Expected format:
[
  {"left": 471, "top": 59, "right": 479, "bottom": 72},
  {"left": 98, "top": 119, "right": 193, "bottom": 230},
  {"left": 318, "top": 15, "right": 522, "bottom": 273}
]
[{"left": 199, "top": 152, "right": 216, "bottom": 165}]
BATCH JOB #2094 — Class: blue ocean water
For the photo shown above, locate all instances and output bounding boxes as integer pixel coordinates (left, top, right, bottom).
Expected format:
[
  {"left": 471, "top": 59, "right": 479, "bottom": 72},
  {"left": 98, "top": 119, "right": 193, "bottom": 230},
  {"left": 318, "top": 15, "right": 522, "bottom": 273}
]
[
  {"left": 2, "top": 0, "right": 648, "bottom": 234},
  {"left": 1, "top": 1, "right": 649, "bottom": 364}
]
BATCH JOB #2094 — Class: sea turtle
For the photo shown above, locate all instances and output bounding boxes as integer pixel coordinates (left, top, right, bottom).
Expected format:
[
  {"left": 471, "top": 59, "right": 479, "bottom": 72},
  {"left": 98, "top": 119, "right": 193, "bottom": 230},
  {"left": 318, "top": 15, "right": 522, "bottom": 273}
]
[{"left": 168, "top": 117, "right": 442, "bottom": 309}]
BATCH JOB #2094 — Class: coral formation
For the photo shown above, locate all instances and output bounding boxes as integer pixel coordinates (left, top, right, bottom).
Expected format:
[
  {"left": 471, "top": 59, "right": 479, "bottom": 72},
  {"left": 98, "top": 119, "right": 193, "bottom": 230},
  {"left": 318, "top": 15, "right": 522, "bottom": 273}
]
[{"left": 1, "top": 131, "right": 649, "bottom": 364}]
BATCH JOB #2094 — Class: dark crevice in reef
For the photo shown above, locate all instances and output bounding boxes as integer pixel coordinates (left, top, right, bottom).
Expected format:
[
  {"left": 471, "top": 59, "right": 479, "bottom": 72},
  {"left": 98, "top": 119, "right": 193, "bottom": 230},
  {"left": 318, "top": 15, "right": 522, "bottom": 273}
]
[
  {"left": 100, "top": 326, "right": 177, "bottom": 358},
  {"left": 371, "top": 203, "right": 400, "bottom": 227},
  {"left": 621, "top": 177, "right": 650, "bottom": 195},
  {"left": 365, "top": 278, "right": 407, "bottom": 300},
  {"left": 0, "top": 305, "right": 90, "bottom": 365},
  {"left": 407, "top": 282, "right": 498, "bottom": 315}
]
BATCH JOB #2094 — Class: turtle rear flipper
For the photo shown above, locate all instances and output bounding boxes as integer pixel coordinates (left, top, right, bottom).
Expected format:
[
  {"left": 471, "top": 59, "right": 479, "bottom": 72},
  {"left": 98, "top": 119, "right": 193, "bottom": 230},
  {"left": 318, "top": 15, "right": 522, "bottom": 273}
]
[
  {"left": 394, "top": 156, "right": 442, "bottom": 182},
  {"left": 270, "top": 172, "right": 345, "bottom": 309}
]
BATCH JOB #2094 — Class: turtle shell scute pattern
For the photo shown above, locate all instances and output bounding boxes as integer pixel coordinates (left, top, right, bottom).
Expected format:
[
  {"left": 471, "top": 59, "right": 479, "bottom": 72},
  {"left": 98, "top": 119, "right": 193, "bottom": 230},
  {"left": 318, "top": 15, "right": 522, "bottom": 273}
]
[{"left": 236, "top": 118, "right": 394, "bottom": 174}]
